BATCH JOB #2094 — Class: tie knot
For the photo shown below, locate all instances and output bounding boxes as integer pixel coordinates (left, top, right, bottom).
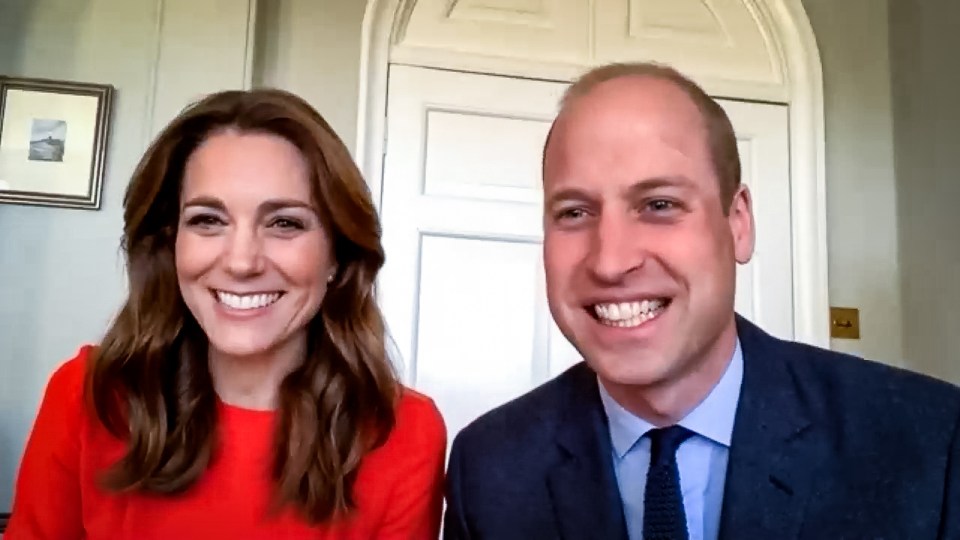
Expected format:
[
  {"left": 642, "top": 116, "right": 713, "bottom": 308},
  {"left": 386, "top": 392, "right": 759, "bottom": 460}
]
[{"left": 647, "top": 425, "right": 694, "bottom": 464}]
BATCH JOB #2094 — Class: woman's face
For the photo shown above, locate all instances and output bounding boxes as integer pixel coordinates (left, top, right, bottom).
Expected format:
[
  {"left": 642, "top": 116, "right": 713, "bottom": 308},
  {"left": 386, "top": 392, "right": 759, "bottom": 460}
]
[{"left": 175, "top": 130, "right": 335, "bottom": 360}]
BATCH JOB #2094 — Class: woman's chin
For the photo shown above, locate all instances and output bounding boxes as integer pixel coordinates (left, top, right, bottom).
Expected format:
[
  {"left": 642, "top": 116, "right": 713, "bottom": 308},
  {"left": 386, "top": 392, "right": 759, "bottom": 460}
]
[{"left": 207, "top": 339, "right": 276, "bottom": 360}]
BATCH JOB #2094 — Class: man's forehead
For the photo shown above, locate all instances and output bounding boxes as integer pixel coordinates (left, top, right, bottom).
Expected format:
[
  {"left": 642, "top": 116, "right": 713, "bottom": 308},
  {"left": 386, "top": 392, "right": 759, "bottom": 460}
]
[
  {"left": 562, "top": 76, "right": 703, "bottom": 122},
  {"left": 544, "top": 78, "right": 709, "bottom": 165}
]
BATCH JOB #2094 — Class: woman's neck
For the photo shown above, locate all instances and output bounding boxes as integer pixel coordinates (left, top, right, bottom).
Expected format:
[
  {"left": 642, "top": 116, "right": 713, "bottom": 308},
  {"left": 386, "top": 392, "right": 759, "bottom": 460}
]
[{"left": 208, "top": 335, "right": 306, "bottom": 411}]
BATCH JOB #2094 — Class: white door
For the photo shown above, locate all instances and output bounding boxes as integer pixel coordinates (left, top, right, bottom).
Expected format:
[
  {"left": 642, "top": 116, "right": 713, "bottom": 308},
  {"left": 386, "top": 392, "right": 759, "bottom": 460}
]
[{"left": 378, "top": 65, "right": 792, "bottom": 442}]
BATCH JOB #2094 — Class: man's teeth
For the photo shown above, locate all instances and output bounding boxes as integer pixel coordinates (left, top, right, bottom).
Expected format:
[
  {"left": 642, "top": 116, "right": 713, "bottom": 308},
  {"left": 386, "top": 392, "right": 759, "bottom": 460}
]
[
  {"left": 216, "top": 291, "right": 281, "bottom": 310},
  {"left": 593, "top": 299, "right": 666, "bottom": 327}
]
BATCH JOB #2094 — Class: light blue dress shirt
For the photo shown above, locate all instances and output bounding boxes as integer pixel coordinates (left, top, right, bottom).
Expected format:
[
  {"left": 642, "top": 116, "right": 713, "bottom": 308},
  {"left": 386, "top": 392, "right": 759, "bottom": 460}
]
[{"left": 598, "top": 339, "right": 744, "bottom": 540}]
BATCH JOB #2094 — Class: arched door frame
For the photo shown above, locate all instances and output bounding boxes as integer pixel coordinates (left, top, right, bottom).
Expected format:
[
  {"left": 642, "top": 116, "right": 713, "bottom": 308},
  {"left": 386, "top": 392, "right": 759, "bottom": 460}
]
[{"left": 356, "top": 0, "right": 829, "bottom": 348}]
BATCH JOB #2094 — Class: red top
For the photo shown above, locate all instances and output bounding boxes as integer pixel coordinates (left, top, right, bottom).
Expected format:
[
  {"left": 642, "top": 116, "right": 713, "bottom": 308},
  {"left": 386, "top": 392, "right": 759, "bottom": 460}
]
[{"left": 6, "top": 346, "right": 447, "bottom": 539}]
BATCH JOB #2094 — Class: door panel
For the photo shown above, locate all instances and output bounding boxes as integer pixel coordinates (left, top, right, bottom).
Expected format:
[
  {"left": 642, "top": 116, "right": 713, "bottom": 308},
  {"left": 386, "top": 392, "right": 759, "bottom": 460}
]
[
  {"left": 727, "top": 99, "right": 793, "bottom": 336},
  {"left": 413, "top": 234, "right": 548, "bottom": 437}
]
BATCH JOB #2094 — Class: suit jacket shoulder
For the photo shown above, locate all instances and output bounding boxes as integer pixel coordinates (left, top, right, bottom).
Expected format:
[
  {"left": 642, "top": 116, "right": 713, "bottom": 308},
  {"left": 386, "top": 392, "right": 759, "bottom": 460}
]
[
  {"left": 770, "top": 327, "right": 960, "bottom": 442},
  {"left": 722, "top": 317, "right": 960, "bottom": 540},
  {"left": 445, "top": 363, "right": 627, "bottom": 539},
  {"left": 447, "top": 361, "right": 598, "bottom": 498}
]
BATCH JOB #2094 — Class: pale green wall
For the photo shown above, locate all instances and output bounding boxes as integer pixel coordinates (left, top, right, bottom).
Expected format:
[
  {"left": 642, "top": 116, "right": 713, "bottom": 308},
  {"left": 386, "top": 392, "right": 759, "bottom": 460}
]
[
  {"left": 890, "top": 0, "right": 960, "bottom": 383},
  {"left": 0, "top": 0, "right": 152, "bottom": 510},
  {"left": 0, "top": 0, "right": 255, "bottom": 510},
  {"left": 802, "top": 0, "right": 903, "bottom": 364},
  {"left": 253, "top": 0, "right": 367, "bottom": 152}
]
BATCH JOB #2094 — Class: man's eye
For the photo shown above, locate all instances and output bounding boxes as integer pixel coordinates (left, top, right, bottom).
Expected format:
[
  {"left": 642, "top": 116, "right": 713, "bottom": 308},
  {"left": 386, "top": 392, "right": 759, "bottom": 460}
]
[
  {"left": 647, "top": 199, "right": 676, "bottom": 212},
  {"left": 557, "top": 208, "right": 587, "bottom": 221}
]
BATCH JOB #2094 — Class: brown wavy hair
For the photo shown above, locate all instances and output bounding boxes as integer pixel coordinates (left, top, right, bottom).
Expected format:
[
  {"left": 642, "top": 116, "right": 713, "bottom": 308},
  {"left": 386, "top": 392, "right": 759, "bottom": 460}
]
[{"left": 85, "top": 88, "right": 399, "bottom": 523}]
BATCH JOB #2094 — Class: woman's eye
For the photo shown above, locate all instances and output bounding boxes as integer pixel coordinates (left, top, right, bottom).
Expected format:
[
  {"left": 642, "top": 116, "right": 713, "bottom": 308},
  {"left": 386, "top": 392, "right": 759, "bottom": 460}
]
[
  {"left": 186, "top": 214, "right": 224, "bottom": 228},
  {"left": 270, "top": 217, "right": 304, "bottom": 230}
]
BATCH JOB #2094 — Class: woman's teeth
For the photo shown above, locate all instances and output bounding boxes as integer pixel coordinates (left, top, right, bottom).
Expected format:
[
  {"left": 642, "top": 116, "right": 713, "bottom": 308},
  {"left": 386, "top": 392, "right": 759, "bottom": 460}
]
[{"left": 216, "top": 291, "right": 281, "bottom": 310}]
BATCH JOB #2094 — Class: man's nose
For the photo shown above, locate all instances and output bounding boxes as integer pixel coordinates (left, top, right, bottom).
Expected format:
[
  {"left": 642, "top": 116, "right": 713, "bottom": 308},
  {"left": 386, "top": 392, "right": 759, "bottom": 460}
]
[{"left": 585, "top": 213, "right": 645, "bottom": 283}]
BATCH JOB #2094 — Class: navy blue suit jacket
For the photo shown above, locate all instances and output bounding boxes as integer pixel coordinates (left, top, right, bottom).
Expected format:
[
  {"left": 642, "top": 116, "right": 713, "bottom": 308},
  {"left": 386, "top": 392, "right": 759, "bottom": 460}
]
[{"left": 443, "top": 317, "right": 960, "bottom": 539}]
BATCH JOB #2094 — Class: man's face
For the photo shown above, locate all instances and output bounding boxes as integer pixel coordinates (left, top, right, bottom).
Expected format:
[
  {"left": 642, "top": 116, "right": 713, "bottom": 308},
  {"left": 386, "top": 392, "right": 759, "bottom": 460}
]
[{"left": 542, "top": 76, "right": 754, "bottom": 395}]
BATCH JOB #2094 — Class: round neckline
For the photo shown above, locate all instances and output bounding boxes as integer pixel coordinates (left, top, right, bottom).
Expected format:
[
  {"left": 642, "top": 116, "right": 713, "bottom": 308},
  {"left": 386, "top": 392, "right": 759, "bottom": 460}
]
[{"left": 216, "top": 396, "right": 277, "bottom": 418}]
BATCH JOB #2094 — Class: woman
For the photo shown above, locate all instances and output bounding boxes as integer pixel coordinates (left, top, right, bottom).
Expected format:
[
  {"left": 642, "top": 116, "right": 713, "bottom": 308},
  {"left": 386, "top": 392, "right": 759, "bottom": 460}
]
[{"left": 6, "top": 88, "right": 446, "bottom": 538}]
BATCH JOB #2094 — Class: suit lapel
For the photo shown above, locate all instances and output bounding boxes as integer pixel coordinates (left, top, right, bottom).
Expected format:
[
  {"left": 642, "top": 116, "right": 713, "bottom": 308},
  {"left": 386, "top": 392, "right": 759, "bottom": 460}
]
[
  {"left": 547, "top": 364, "right": 629, "bottom": 540},
  {"left": 719, "top": 317, "right": 830, "bottom": 540}
]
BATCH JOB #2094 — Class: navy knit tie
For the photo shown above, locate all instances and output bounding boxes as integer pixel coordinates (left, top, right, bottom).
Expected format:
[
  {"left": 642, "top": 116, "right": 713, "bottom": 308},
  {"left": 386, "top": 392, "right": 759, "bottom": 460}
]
[{"left": 643, "top": 425, "right": 694, "bottom": 540}]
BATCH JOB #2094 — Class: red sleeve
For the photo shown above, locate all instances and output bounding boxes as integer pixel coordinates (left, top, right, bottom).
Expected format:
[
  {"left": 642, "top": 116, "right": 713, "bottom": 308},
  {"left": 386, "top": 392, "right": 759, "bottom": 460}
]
[
  {"left": 376, "top": 391, "right": 447, "bottom": 540},
  {"left": 5, "top": 347, "right": 91, "bottom": 540}
]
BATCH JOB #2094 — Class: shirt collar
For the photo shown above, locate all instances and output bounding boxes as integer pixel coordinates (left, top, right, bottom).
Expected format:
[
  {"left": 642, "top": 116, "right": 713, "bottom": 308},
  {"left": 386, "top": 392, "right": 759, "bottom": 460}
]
[{"left": 598, "top": 337, "right": 744, "bottom": 458}]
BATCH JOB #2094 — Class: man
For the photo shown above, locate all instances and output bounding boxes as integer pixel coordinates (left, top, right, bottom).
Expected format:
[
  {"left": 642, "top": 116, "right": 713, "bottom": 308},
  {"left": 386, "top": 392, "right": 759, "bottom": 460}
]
[{"left": 443, "top": 62, "right": 960, "bottom": 539}]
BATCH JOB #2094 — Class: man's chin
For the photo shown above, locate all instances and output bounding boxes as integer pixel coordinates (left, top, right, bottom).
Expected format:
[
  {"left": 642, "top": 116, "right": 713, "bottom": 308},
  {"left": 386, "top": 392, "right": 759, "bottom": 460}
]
[{"left": 587, "top": 355, "right": 671, "bottom": 389}]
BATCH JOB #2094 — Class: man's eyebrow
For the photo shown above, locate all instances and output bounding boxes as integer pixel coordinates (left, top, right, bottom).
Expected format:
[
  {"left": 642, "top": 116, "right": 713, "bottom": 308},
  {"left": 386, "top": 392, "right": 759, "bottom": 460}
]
[
  {"left": 545, "top": 187, "right": 593, "bottom": 207},
  {"left": 624, "top": 175, "right": 696, "bottom": 197},
  {"left": 545, "top": 176, "right": 694, "bottom": 206}
]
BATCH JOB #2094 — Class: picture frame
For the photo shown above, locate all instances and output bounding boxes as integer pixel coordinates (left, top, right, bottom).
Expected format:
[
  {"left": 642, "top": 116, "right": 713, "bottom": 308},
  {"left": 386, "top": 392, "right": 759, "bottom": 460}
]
[{"left": 0, "top": 76, "right": 114, "bottom": 210}]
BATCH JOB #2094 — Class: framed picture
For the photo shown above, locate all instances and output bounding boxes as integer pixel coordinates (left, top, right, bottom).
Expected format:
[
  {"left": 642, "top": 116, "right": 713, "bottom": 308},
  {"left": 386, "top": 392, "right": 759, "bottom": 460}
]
[{"left": 0, "top": 76, "right": 114, "bottom": 209}]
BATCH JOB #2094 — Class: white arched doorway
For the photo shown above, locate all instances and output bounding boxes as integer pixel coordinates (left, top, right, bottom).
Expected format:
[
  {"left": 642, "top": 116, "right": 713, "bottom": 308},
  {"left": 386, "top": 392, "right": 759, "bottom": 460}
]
[{"left": 358, "top": 0, "right": 829, "bottom": 438}]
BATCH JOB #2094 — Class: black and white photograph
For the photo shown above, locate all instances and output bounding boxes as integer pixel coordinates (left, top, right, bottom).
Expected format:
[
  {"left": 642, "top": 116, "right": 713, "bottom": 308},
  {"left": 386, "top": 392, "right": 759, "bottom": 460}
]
[
  {"left": 28, "top": 118, "right": 67, "bottom": 162},
  {"left": 0, "top": 76, "right": 113, "bottom": 209}
]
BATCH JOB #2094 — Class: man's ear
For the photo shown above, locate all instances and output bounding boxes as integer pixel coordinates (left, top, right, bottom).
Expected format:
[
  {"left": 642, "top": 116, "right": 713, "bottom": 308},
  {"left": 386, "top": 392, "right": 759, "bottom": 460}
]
[{"left": 729, "top": 185, "right": 755, "bottom": 265}]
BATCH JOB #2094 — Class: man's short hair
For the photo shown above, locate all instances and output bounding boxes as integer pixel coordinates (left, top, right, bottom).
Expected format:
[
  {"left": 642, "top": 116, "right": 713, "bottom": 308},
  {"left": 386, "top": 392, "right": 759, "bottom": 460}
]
[{"left": 548, "top": 62, "right": 742, "bottom": 210}]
